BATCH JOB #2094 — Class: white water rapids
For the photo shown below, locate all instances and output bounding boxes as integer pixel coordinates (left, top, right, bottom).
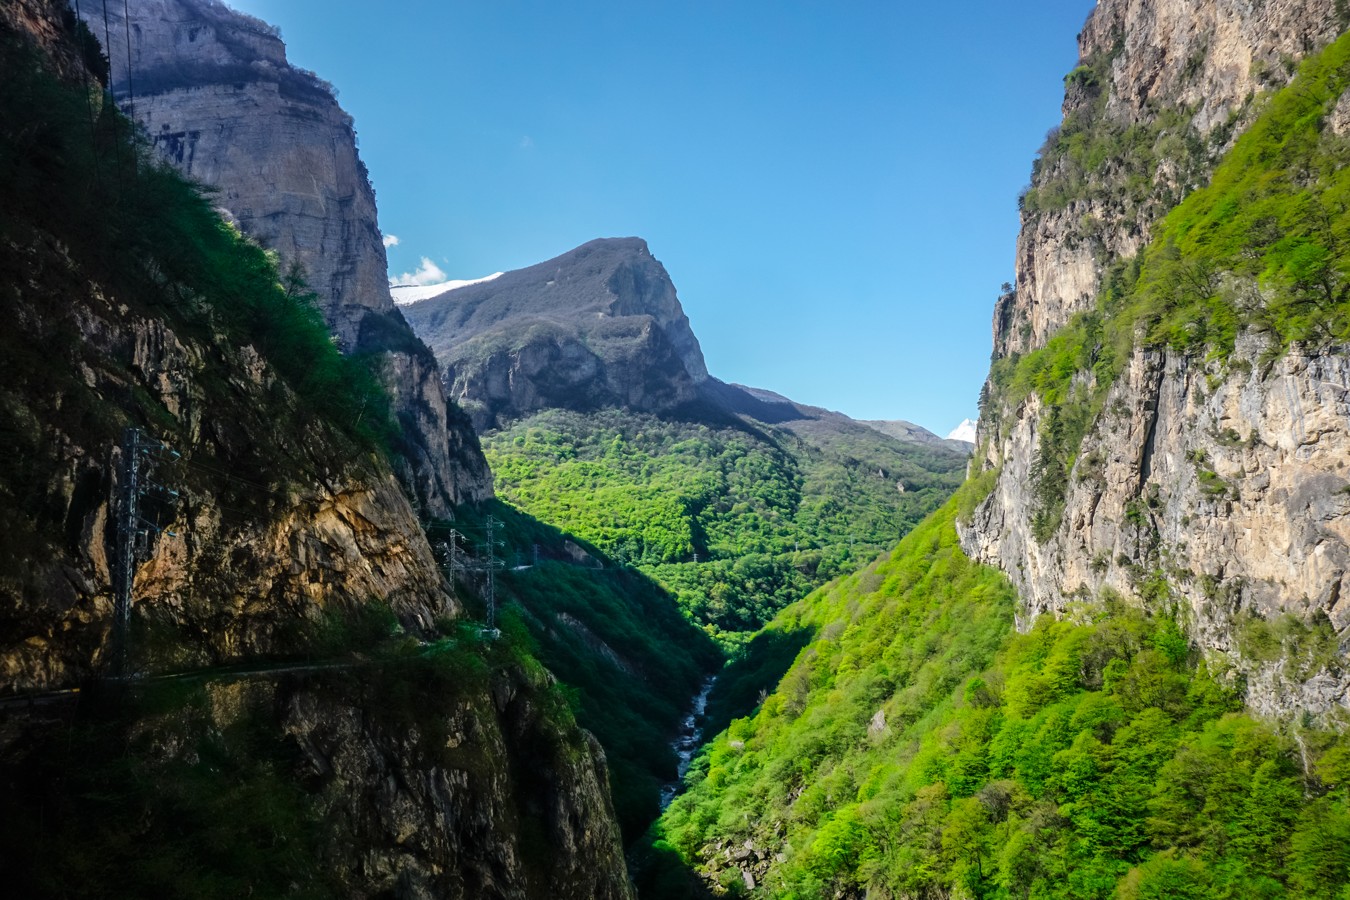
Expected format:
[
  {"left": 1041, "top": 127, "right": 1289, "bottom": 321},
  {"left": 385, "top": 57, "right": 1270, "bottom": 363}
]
[{"left": 660, "top": 675, "right": 717, "bottom": 809}]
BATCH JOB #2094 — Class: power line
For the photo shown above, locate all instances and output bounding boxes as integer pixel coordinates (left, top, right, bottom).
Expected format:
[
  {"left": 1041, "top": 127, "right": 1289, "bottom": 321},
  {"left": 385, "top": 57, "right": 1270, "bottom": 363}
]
[
  {"left": 120, "top": 0, "right": 137, "bottom": 175},
  {"left": 71, "top": 0, "right": 103, "bottom": 190},
  {"left": 98, "top": 0, "right": 125, "bottom": 196},
  {"left": 481, "top": 515, "right": 503, "bottom": 635}
]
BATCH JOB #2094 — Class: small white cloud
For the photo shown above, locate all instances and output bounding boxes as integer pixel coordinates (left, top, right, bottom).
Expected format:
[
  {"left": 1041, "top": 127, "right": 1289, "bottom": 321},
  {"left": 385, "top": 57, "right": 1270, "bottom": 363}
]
[
  {"left": 947, "top": 419, "right": 978, "bottom": 443},
  {"left": 390, "top": 256, "right": 448, "bottom": 287},
  {"left": 382, "top": 234, "right": 400, "bottom": 249},
  {"left": 520, "top": 135, "right": 534, "bottom": 150}
]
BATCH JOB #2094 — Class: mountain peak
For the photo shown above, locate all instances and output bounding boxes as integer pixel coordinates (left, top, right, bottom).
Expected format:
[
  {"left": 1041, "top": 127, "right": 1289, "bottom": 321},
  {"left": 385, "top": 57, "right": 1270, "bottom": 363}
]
[
  {"left": 402, "top": 237, "right": 709, "bottom": 430},
  {"left": 571, "top": 236, "right": 650, "bottom": 255}
]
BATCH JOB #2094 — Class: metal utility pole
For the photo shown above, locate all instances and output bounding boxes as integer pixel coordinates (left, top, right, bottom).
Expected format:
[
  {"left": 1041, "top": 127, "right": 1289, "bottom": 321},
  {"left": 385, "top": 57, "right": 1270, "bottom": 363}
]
[{"left": 112, "top": 427, "right": 178, "bottom": 678}]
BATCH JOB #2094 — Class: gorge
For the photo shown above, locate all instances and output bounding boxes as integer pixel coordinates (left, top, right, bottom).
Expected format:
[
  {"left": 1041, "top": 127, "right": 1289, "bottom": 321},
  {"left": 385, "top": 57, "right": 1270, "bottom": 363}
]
[{"left": 3, "top": 0, "right": 1350, "bottom": 898}]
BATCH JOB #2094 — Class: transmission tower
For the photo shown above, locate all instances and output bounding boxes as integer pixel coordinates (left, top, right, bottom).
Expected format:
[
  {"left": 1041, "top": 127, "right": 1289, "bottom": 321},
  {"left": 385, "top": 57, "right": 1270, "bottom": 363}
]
[
  {"left": 112, "top": 427, "right": 179, "bottom": 678},
  {"left": 481, "top": 515, "right": 505, "bottom": 636},
  {"left": 437, "top": 528, "right": 466, "bottom": 574}
]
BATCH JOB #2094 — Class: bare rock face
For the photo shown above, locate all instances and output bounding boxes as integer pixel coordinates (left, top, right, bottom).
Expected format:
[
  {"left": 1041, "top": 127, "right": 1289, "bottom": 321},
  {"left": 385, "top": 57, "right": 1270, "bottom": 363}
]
[
  {"left": 997, "top": 0, "right": 1343, "bottom": 358},
  {"left": 87, "top": 0, "right": 493, "bottom": 513},
  {"left": 965, "top": 335, "right": 1350, "bottom": 714},
  {"left": 403, "top": 237, "right": 710, "bottom": 432},
  {"left": 268, "top": 670, "right": 635, "bottom": 900},
  {"left": 0, "top": 234, "right": 456, "bottom": 692},
  {"left": 0, "top": 0, "right": 93, "bottom": 81},
  {"left": 965, "top": 0, "right": 1350, "bottom": 719}
]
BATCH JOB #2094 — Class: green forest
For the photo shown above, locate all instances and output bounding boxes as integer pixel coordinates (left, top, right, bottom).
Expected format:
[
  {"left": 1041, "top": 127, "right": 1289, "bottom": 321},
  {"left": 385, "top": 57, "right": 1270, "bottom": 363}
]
[
  {"left": 483, "top": 408, "right": 967, "bottom": 642},
  {"left": 431, "top": 502, "right": 720, "bottom": 840},
  {"left": 655, "top": 486, "right": 1350, "bottom": 899}
]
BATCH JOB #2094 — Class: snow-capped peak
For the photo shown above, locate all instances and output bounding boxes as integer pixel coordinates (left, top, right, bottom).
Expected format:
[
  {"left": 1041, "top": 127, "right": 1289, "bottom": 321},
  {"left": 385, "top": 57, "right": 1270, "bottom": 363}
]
[
  {"left": 390, "top": 272, "right": 504, "bottom": 306},
  {"left": 946, "top": 418, "right": 977, "bottom": 443}
]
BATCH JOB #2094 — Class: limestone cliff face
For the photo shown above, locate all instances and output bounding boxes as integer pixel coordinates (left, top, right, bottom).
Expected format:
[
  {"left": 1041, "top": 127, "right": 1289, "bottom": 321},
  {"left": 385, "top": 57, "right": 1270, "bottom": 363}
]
[
  {"left": 967, "top": 335, "right": 1350, "bottom": 714},
  {"left": 87, "top": 0, "right": 493, "bottom": 513},
  {"left": 276, "top": 671, "right": 634, "bottom": 900},
  {"left": 997, "top": 0, "right": 1344, "bottom": 358},
  {"left": 402, "top": 237, "right": 710, "bottom": 433},
  {"left": 964, "top": 0, "right": 1350, "bottom": 718},
  {"left": 0, "top": 666, "right": 634, "bottom": 900}
]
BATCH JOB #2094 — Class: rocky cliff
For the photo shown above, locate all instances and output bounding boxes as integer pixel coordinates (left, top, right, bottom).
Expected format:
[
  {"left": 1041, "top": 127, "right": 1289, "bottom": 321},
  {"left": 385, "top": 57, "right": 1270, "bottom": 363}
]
[
  {"left": 965, "top": 0, "right": 1350, "bottom": 718},
  {"left": 997, "top": 0, "right": 1345, "bottom": 358},
  {"left": 402, "top": 237, "right": 710, "bottom": 432},
  {"left": 86, "top": 0, "right": 492, "bottom": 514},
  {"left": 1, "top": 657, "right": 633, "bottom": 899},
  {"left": 0, "top": 7, "right": 633, "bottom": 895},
  {"left": 1, "top": 191, "right": 452, "bottom": 692}
]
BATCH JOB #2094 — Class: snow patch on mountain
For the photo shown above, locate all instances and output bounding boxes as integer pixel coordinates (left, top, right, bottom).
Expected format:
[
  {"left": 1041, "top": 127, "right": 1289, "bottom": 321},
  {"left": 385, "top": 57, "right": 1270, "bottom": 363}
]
[{"left": 391, "top": 272, "right": 504, "bottom": 306}]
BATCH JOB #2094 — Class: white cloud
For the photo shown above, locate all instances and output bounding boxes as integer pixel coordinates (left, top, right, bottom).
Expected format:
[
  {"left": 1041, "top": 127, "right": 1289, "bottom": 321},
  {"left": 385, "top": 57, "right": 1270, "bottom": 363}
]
[
  {"left": 947, "top": 419, "right": 978, "bottom": 443},
  {"left": 520, "top": 135, "right": 534, "bottom": 150},
  {"left": 382, "top": 234, "right": 400, "bottom": 249},
  {"left": 390, "top": 256, "right": 448, "bottom": 287}
]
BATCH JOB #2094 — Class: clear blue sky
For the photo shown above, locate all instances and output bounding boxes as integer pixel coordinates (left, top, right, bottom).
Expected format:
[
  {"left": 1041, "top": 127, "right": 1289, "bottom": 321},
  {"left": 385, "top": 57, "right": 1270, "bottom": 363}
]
[{"left": 226, "top": 0, "right": 1096, "bottom": 435}]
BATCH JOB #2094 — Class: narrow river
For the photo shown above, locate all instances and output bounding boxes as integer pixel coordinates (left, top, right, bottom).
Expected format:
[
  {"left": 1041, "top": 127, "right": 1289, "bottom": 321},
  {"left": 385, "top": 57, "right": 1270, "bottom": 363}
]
[{"left": 660, "top": 675, "right": 718, "bottom": 809}]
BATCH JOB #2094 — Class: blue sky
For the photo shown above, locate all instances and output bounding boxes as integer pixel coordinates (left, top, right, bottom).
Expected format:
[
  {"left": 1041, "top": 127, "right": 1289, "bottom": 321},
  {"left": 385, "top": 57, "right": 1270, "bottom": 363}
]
[{"left": 226, "top": 0, "right": 1096, "bottom": 435}]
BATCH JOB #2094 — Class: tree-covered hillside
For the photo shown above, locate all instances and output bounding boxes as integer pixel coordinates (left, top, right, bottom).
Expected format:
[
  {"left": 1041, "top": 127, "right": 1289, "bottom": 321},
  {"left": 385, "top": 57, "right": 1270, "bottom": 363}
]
[
  {"left": 482, "top": 407, "right": 968, "bottom": 642},
  {"left": 655, "top": 485, "right": 1350, "bottom": 898},
  {"left": 430, "top": 501, "right": 720, "bottom": 841}
]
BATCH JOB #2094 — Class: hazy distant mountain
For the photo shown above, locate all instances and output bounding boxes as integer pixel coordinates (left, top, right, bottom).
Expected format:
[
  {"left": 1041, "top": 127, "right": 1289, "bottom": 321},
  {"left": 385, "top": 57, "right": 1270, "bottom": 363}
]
[{"left": 862, "top": 418, "right": 973, "bottom": 453}]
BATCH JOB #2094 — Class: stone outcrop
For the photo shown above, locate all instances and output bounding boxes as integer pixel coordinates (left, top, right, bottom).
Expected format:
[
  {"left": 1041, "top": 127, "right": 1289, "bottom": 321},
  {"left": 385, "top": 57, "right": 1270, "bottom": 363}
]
[
  {"left": 965, "top": 0, "right": 1350, "bottom": 718},
  {"left": 0, "top": 664, "right": 634, "bottom": 900},
  {"left": 276, "top": 669, "right": 635, "bottom": 900},
  {"left": 0, "top": 230, "right": 455, "bottom": 692},
  {"left": 86, "top": 0, "right": 492, "bottom": 514},
  {"left": 997, "top": 0, "right": 1344, "bottom": 358},
  {"left": 402, "top": 237, "right": 710, "bottom": 432},
  {"left": 966, "top": 334, "right": 1350, "bottom": 714}
]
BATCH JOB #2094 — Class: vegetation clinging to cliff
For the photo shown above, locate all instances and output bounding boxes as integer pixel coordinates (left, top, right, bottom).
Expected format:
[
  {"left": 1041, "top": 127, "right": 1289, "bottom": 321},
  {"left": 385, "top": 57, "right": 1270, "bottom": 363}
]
[
  {"left": 991, "top": 32, "right": 1350, "bottom": 538},
  {"left": 0, "top": 27, "right": 394, "bottom": 458}
]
